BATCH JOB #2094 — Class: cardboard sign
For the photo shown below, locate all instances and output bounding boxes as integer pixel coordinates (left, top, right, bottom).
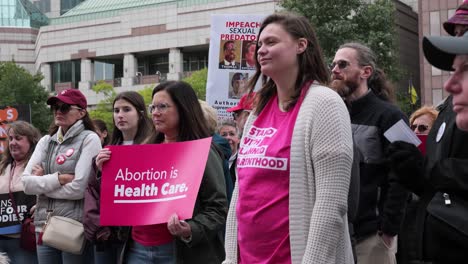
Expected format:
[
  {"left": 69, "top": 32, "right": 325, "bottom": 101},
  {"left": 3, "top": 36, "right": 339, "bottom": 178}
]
[{"left": 100, "top": 138, "right": 212, "bottom": 226}]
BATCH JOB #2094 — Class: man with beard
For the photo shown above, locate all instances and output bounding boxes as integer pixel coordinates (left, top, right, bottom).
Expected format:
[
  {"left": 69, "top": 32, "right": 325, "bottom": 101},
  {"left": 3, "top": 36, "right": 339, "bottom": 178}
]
[
  {"left": 219, "top": 41, "right": 240, "bottom": 69},
  {"left": 330, "top": 42, "right": 409, "bottom": 264}
]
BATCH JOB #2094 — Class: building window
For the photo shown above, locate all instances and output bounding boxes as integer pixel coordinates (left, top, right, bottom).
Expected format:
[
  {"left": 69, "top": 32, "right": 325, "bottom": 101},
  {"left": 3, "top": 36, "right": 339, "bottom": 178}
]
[
  {"left": 51, "top": 60, "right": 81, "bottom": 91},
  {"left": 94, "top": 60, "right": 123, "bottom": 81},
  {"left": 33, "top": 0, "right": 51, "bottom": 13},
  {"left": 430, "top": 11, "right": 440, "bottom": 36},
  {"left": 0, "top": 0, "right": 30, "bottom": 27},
  {"left": 448, "top": 9, "right": 456, "bottom": 22},
  {"left": 138, "top": 54, "right": 169, "bottom": 76},
  {"left": 183, "top": 51, "right": 208, "bottom": 72},
  {"left": 432, "top": 88, "right": 443, "bottom": 106},
  {"left": 431, "top": 66, "right": 441, "bottom": 76},
  {"left": 60, "top": 0, "right": 84, "bottom": 15}
]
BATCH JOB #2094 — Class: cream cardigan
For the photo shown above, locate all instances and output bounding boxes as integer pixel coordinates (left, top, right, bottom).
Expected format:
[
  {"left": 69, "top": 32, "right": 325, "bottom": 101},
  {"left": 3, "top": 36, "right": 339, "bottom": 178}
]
[{"left": 224, "top": 84, "right": 354, "bottom": 264}]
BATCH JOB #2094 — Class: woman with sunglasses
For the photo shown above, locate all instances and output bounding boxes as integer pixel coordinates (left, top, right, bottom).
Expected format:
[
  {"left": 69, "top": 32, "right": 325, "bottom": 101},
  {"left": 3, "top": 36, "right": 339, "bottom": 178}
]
[
  {"left": 223, "top": 13, "right": 354, "bottom": 264},
  {"left": 86, "top": 91, "right": 155, "bottom": 264},
  {"left": 22, "top": 89, "right": 101, "bottom": 264},
  {"left": 0, "top": 121, "right": 41, "bottom": 264},
  {"left": 409, "top": 106, "right": 439, "bottom": 136},
  {"left": 133, "top": 81, "right": 227, "bottom": 264}
]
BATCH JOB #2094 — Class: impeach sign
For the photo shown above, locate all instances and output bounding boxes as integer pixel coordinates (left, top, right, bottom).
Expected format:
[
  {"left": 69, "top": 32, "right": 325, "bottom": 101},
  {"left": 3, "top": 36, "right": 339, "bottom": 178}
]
[{"left": 100, "top": 138, "right": 212, "bottom": 226}]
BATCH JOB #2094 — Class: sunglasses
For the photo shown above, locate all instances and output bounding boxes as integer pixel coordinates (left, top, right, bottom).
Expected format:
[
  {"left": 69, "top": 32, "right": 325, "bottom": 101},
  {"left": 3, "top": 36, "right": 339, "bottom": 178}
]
[
  {"left": 329, "top": 60, "right": 350, "bottom": 71},
  {"left": 410, "top": 124, "right": 429, "bottom": 133},
  {"left": 148, "top": 103, "right": 171, "bottom": 114},
  {"left": 51, "top": 104, "right": 82, "bottom": 114}
]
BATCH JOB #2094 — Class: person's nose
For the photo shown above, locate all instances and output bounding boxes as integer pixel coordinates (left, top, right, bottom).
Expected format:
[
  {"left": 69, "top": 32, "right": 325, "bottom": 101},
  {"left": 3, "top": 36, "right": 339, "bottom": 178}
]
[
  {"left": 444, "top": 73, "right": 461, "bottom": 95},
  {"left": 257, "top": 45, "right": 267, "bottom": 56}
]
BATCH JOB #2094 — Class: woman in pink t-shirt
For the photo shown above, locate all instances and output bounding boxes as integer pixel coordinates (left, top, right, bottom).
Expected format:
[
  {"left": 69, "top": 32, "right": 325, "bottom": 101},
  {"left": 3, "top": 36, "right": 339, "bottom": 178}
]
[{"left": 224, "top": 12, "right": 354, "bottom": 264}]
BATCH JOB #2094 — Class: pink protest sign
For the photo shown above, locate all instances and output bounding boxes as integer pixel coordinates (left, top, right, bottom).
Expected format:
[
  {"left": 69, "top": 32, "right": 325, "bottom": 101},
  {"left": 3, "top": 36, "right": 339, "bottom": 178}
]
[{"left": 100, "top": 137, "right": 212, "bottom": 226}]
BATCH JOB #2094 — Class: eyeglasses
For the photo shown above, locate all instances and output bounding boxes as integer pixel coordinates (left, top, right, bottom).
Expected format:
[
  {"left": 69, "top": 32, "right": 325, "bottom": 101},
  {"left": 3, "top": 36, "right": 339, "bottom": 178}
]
[
  {"left": 148, "top": 103, "right": 171, "bottom": 114},
  {"left": 232, "top": 110, "right": 250, "bottom": 121},
  {"left": 411, "top": 124, "right": 429, "bottom": 133},
  {"left": 51, "top": 104, "right": 82, "bottom": 114},
  {"left": 329, "top": 60, "right": 350, "bottom": 71}
]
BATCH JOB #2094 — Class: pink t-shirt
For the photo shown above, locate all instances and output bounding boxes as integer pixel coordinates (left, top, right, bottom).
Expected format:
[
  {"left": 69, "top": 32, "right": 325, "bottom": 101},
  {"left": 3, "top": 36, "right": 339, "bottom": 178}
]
[
  {"left": 132, "top": 224, "right": 173, "bottom": 246},
  {"left": 236, "top": 87, "right": 307, "bottom": 264}
]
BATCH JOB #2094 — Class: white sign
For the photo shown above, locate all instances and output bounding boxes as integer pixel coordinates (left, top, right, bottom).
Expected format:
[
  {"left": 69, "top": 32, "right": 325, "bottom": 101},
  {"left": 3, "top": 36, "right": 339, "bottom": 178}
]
[
  {"left": 206, "top": 14, "right": 264, "bottom": 120},
  {"left": 384, "top": 119, "right": 422, "bottom": 146}
]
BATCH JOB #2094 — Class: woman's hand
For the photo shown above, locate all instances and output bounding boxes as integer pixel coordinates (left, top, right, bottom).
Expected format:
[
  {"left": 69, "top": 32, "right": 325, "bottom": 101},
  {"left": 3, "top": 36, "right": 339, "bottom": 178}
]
[
  {"left": 167, "top": 214, "right": 192, "bottom": 240},
  {"left": 31, "top": 164, "right": 44, "bottom": 176},
  {"left": 58, "top": 173, "right": 75, "bottom": 185},
  {"left": 95, "top": 148, "right": 111, "bottom": 171},
  {"left": 29, "top": 205, "right": 36, "bottom": 218}
]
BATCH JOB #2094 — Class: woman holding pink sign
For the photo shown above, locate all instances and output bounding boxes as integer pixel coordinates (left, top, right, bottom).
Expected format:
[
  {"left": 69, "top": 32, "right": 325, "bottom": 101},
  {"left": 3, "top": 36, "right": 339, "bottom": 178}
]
[
  {"left": 146, "top": 81, "right": 227, "bottom": 264},
  {"left": 85, "top": 91, "right": 155, "bottom": 264}
]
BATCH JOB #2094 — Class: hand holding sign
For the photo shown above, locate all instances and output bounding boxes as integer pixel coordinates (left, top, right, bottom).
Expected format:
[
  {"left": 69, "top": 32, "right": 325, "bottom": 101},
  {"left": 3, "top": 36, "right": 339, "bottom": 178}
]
[{"left": 167, "top": 214, "right": 192, "bottom": 239}]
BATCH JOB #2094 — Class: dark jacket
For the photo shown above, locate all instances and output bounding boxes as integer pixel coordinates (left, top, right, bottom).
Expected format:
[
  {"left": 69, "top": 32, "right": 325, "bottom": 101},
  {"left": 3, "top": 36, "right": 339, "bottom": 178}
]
[
  {"left": 348, "top": 91, "right": 409, "bottom": 240},
  {"left": 176, "top": 147, "right": 228, "bottom": 264},
  {"left": 398, "top": 96, "right": 468, "bottom": 263},
  {"left": 212, "top": 134, "right": 234, "bottom": 203}
]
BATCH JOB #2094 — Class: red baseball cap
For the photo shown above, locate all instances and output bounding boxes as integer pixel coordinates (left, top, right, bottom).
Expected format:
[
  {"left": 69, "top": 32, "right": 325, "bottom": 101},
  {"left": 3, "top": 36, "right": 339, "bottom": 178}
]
[
  {"left": 47, "top": 89, "right": 87, "bottom": 109},
  {"left": 227, "top": 92, "right": 256, "bottom": 112}
]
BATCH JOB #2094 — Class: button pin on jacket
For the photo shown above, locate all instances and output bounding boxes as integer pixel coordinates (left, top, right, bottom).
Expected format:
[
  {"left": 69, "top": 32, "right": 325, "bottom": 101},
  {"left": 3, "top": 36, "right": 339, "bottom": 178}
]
[
  {"left": 56, "top": 154, "right": 66, "bottom": 165},
  {"left": 65, "top": 148, "right": 74, "bottom": 157},
  {"left": 436, "top": 122, "right": 446, "bottom": 142}
]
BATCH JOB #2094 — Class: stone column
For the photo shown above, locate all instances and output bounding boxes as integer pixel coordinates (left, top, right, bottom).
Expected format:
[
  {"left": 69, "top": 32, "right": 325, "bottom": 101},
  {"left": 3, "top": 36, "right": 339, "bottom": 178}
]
[
  {"left": 122, "top": 53, "right": 137, "bottom": 86},
  {"left": 79, "top": 58, "right": 94, "bottom": 90},
  {"left": 166, "top": 48, "right": 183, "bottom": 81},
  {"left": 40, "top": 63, "right": 52, "bottom": 91}
]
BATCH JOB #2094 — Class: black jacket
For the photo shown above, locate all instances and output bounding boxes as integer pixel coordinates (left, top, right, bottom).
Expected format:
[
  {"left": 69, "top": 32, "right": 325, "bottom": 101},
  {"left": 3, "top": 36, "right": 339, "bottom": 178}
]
[
  {"left": 348, "top": 91, "right": 409, "bottom": 240},
  {"left": 176, "top": 148, "right": 228, "bottom": 264},
  {"left": 401, "top": 96, "right": 468, "bottom": 263}
]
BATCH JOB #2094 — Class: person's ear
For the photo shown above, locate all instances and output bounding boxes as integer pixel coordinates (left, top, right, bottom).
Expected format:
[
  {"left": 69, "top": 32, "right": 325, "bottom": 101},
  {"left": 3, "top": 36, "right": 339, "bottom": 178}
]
[
  {"left": 361, "top": 66, "right": 373, "bottom": 79},
  {"left": 79, "top": 110, "right": 86, "bottom": 119},
  {"left": 297, "top": 38, "right": 308, "bottom": 54}
]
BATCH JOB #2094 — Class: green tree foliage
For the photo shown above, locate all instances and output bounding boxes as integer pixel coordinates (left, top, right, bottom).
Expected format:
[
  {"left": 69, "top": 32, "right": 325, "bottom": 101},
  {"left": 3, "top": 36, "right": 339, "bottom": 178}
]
[
  {"left": 0, "top": 62, "right": 51, "bottom": 133},
  {"left": 182, "top": 68, "right": 208, "bottom": 100},
  {"left": 281, "top": 0, "right": 401, "bottom": 82},
  {"left": 89, "top": 81, "right": 116, "bottom": 133}
]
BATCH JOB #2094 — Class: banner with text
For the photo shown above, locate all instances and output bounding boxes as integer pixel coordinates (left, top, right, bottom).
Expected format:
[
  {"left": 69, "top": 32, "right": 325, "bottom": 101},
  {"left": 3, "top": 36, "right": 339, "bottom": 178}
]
[
  {"left": 206, "top": 14, "right": 264, "bottom": 120},
  {"left": 100, "top": 138, "right": 212, "bottom": 226},
  {"left": 0, "top": 192, "right": 35, "bottom": 235}
]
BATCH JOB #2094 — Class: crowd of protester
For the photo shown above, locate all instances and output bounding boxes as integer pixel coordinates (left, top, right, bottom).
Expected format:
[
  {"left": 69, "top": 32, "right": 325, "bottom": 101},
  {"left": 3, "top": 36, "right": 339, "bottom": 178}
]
[{"left": 0, "top": 5, "right": 468, "bottom": 264}]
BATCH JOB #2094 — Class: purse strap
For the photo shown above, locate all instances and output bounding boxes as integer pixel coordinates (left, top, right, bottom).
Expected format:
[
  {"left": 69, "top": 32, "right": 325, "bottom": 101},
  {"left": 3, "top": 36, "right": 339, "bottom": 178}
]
[{"left": 8, "top": 162, "right": 23, "bottom": 224}]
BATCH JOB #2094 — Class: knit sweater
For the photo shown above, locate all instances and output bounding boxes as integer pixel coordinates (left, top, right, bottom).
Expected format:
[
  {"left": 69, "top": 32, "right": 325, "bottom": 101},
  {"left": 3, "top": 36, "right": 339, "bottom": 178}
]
[{"left": 224, "top": 83, "right": 354, "bottom": 264}]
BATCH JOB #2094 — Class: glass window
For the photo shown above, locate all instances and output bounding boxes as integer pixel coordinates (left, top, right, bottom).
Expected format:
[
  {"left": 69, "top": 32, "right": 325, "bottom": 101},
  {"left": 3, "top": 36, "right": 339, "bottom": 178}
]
[
  {"left": 430, "top": 11, "right": 440, "bottom": 36},
  {"left": 94, "top": 60, "right": 123, "bottom": 81},
  {"left": 0, "top": 0, "right": 48, "bottom": 28},
  {"left": 60, "top": 0, "right": 84, "bottom": 15},
  {"left": 51, "top": 60, "right": 81, "bottom": 91},
  {"left": 183, "top": 51, "right": 208, "bottom": 72}
]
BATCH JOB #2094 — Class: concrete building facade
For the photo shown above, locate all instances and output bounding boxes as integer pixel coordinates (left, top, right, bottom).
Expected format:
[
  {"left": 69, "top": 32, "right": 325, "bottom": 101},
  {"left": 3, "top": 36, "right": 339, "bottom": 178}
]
[
  {"left": 419, "top": 0, "right": 463, "bottom": 106},
  {"left": 33, "top": 0, "right": 280, "bottom": 105}
]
